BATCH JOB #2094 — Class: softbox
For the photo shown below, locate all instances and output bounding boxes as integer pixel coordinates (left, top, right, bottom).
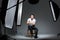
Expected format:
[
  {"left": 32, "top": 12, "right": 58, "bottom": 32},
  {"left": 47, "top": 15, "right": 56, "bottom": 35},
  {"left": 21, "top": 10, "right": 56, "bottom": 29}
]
[{"left": 49, "top": 0, "right": 60, "bottom": 22}]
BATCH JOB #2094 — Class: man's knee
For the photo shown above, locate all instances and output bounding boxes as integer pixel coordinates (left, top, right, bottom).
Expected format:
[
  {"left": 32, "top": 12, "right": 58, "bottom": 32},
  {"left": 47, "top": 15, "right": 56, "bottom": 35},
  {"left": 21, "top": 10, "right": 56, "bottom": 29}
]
[
  {"left": 33, "top": 28, "right": 38, "bottom": 33},
  {"left": 35, "top": 28, "right": 38, "bottom": 32}
]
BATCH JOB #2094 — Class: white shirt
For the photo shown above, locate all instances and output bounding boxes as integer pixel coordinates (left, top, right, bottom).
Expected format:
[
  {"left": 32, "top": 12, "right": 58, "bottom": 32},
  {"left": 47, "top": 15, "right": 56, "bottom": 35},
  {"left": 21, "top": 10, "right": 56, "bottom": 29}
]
[{"left": 27, "top": 18, "right": 36, "bottom": 25}]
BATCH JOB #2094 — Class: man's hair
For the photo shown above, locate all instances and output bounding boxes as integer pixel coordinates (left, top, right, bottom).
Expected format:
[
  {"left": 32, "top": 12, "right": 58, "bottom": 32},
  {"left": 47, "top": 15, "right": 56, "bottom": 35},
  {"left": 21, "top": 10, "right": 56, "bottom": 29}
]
[{"left": 30, "top": 14, "right": 35, "bottom": 18}]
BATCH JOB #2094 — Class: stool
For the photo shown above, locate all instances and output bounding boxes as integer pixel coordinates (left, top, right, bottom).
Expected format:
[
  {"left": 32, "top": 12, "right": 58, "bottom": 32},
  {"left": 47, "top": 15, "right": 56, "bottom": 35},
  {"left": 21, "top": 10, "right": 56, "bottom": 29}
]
[{"left": 27, "top": 30, "right": 35, "bottom": 37}]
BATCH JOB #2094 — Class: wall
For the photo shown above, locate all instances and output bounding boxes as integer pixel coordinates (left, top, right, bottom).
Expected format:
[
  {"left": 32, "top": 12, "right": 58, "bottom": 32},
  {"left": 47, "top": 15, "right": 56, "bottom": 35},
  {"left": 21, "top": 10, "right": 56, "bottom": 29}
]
[{"left": 19, "top": 0, "right": 60, "bottom": 35}]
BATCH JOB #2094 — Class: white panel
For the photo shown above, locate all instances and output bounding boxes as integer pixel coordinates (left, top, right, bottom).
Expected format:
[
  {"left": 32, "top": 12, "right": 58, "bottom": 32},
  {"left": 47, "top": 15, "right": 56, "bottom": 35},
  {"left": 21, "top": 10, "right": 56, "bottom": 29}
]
[
  {"left": 17, "top": 0, "right": 23, "bottom": 25},
  {"left": 50, "top": 1, "right": 56, "bottom": 21},
  {"left": 5, "top": 0, "right": 17, "bottom": 29}
]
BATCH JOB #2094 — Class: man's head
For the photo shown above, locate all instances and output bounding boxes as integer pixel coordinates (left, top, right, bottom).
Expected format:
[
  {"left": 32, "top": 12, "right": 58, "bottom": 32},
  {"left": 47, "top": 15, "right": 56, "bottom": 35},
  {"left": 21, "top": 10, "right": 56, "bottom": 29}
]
[{"left": 30, "top": 14, "right": 35, "bottom": 19}]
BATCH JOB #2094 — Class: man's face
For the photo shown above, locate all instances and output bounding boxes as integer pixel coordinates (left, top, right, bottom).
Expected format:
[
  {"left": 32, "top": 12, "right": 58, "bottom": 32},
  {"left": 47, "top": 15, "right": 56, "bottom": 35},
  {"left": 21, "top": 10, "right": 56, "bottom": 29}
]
[{"left": 30, "top": 15, "right": 34, "bottom": 19}]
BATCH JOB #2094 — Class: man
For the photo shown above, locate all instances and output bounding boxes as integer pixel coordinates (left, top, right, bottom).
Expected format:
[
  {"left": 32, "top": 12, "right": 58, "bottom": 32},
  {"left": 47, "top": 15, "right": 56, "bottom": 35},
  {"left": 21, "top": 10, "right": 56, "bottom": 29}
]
[{"left": 27, "top": 14, "right": 38, "bottom": 38}]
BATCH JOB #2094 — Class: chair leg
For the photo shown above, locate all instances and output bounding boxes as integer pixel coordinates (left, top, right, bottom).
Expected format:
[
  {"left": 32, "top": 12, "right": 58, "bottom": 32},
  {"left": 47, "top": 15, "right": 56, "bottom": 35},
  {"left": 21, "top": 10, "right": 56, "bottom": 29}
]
[
  {"left": 27, "top": 30, "right": 33, "bottom": 37},
  {"left": 33, "top": 30, "right": 35, "bottom": 34}
]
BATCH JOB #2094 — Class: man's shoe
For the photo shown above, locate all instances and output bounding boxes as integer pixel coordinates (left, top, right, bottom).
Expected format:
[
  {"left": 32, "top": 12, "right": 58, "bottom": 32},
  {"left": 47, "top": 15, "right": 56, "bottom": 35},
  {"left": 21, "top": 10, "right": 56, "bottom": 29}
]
[{"left": 34, "top": 36, "right": 38, "bottom": 38}]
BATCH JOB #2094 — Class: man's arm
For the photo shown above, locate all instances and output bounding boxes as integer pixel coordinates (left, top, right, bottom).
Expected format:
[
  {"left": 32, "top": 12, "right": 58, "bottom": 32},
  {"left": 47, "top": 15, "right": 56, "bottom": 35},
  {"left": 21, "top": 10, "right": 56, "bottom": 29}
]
[
  {"left": 30, "top": 19, "right": 36, "bottom": 25},
  {"left": 27, "top": 18, "right": 36, "bottom": 25},
  {"left": 32, "top": 21, "right": 36, "bottom": 25},
  {"left": 27, "top": 21, "right": 30, "bottom": 25},
  {"left": 27, "top": 18, "right": 30, "bottom": 25}
]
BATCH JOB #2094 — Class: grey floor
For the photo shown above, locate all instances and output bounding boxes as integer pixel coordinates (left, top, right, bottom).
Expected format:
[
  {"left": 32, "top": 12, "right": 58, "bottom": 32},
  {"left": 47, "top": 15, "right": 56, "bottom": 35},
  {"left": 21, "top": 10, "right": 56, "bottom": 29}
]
[{"left": 7, "top": 26, "right": 60, "bottom": 40}]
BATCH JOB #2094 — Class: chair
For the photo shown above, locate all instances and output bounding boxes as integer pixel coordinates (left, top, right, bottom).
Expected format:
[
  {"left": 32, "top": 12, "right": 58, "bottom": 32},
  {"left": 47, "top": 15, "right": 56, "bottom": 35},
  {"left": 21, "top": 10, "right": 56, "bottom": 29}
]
[{"left": 27, "top": 30, "right": 35, "bottom": 37}]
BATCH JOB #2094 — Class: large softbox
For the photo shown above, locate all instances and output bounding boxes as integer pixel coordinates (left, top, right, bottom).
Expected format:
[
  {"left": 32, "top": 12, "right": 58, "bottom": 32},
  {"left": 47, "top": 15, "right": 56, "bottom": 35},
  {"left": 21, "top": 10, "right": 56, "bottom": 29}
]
[{"left": 49, "top": 0, "right": 60, "bottom": 22}]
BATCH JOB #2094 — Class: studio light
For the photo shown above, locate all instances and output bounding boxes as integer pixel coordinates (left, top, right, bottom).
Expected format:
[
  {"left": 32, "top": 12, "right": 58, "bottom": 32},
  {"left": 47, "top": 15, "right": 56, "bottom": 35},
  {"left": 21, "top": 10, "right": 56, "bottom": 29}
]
[
  {"left": 49, "top": 0, "right": 60, "bottom": 22},
  {"left": 17, "top": 0, "right": 23, "bottom": 26}
]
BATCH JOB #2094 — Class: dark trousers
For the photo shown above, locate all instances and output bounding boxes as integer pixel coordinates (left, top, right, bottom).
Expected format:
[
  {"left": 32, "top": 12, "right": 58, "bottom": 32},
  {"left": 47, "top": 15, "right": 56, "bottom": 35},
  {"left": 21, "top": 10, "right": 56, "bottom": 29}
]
[{"left": 28, "top": 25, "right": 38, "bottom": 37}]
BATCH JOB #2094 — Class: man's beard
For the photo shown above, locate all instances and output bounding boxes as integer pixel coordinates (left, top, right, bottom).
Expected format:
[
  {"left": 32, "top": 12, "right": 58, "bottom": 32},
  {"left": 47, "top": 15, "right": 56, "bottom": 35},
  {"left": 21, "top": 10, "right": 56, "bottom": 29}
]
[{"left": 31, "top": 18, "right": 33, "bottom": 20}]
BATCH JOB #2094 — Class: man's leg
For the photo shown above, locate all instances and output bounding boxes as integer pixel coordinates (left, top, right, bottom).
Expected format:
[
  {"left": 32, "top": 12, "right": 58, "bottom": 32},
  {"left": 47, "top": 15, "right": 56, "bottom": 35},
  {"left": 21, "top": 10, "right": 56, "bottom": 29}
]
[
  {"left": 33, "top": 27, "right": 38, "bottom": 38},
  {"left": 35, "top": 28, "right": 38, "bottom": 38},
  {"left": 28, "top": 26, "right": 33, "bottom": 37}
]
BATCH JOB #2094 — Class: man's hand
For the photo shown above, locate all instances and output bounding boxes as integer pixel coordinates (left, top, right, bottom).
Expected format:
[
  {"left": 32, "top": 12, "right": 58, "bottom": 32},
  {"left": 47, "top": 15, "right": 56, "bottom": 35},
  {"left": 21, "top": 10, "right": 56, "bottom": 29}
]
[
  {"left": 27, "top": 21, "right": 35, "bottom": 25},
  {"left": 29, "top": 21, "right": 35, "bottom": 25}
]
